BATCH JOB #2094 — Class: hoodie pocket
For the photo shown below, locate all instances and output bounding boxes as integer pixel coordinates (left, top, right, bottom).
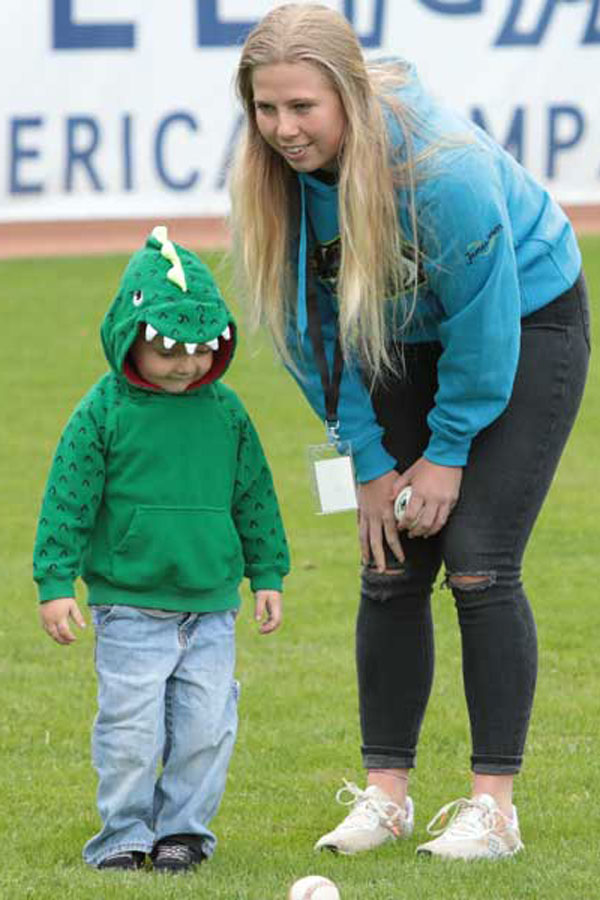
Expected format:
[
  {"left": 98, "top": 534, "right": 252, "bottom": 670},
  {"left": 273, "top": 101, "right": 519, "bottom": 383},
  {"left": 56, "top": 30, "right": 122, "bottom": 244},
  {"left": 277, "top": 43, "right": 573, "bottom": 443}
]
[{"left": 112, "top": 506, "right": 243, "bottom": 592}]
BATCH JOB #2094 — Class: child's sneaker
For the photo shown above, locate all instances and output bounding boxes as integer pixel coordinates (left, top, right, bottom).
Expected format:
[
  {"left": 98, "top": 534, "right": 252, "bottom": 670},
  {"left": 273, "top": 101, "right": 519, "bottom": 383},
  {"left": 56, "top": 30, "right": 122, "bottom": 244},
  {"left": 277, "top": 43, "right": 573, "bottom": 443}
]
[
  {"left": 152, "top": 839, "right": 205, "bottom": 873},
  {"left": 314, "top": 780, "right": 414, "bottom": 854},
  {"left": 416, "top": 793, "right": 524, "bottom": 860},
  {"left": 98, "top": 851, "right": 145, "bottom": 870}
]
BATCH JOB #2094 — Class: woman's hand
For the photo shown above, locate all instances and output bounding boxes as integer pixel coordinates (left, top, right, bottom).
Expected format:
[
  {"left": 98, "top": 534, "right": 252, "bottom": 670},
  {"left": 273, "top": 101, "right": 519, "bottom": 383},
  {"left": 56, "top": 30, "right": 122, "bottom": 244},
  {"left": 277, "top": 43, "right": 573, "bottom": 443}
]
[
  {"left": 357, "top": 470, "right": 404, "bottom": 572},
  {"left": 396, "top": 457, "right": 462, "bottom": 538}
]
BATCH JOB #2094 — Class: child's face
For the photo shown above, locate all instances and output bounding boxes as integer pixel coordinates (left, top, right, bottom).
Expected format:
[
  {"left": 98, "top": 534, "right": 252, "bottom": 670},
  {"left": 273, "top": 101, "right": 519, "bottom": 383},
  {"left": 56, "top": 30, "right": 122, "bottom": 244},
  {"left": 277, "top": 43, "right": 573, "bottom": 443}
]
[{"left": 130, "top": 334, "right": 214, "bottom": 393}]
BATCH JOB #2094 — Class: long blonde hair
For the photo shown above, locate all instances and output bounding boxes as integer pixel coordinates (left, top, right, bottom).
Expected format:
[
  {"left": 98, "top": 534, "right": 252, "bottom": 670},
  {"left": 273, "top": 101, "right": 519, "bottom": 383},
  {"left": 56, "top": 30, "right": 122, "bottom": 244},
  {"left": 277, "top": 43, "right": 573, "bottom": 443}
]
[{"left": 230, "top": 2, "right": 425, "bottom": 377}]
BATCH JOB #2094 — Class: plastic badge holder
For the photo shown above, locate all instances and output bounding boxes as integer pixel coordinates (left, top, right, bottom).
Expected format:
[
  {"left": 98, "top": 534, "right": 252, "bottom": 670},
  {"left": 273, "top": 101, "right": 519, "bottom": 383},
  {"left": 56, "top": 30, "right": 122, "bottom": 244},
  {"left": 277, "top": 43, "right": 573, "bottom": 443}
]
[{"left": 308, "top": 443, "right": 358, "bottom": 515}]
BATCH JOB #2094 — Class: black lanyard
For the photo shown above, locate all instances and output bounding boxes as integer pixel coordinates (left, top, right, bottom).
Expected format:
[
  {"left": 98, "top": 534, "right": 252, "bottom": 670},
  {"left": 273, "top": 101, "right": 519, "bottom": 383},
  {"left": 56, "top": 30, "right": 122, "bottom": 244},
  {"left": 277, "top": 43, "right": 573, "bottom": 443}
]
[{"left": 305, "top": 242, "right": 344, "bottom": 442}]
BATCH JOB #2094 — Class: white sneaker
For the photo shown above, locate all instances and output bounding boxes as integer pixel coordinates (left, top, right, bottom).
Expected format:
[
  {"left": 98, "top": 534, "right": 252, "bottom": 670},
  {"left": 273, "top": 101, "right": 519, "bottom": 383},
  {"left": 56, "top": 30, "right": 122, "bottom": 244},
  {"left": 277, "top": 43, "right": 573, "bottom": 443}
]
[
  {"left": 314, "top": 781, "right": 414, "bottom": 855},
  {"left": 416, "top": 793, "right": 524, "bottom": 860}
]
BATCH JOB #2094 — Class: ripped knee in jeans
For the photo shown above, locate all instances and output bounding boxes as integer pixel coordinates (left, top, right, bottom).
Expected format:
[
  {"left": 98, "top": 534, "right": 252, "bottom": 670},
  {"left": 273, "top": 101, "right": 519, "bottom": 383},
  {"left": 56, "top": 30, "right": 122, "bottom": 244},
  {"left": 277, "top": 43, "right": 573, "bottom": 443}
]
[
  {"left": 361, "top": 562, "right": 409, "bottom": 603},
  {"left": 444, "top": 571, "right": 497, "bottom": 592}
]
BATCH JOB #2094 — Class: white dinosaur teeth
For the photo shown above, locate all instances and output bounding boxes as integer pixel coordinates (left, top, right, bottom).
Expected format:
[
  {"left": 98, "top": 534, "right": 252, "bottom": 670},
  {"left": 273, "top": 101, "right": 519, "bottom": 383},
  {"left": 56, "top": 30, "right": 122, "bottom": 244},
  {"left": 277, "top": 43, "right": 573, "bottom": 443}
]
[
  {"left": 221, "top": 326, "right": 231, "bottom": 340},
  {"left": 184, "top": 343, "right": 197, "bottom": 356},
  {"left": 145, "top": 324, "right": 158, "bottom": 341},
  {"left": 206, "top": 338, "right": 219, "bottom": 351},
  {"left": 163, "top": 336, "right": 176, "bottom": 349}
]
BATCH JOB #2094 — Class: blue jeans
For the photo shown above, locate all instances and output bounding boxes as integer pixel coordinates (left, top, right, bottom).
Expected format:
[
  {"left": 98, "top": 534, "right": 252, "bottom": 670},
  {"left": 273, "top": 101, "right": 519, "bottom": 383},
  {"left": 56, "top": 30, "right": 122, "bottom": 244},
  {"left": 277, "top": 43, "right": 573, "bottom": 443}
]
[
  {"left": 83, "top": 605, "right": 238, "bottom": 867},
  {"left": 358, "top": 274, "right": 590, "bottom": 775}
]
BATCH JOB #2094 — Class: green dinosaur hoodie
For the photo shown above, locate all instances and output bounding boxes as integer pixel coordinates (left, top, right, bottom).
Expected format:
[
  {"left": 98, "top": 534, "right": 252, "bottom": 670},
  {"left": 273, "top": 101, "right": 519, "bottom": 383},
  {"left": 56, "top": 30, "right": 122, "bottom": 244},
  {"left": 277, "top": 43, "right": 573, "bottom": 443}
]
[{"left": 34, "top": 227, "right": 290, "bottom": 612}]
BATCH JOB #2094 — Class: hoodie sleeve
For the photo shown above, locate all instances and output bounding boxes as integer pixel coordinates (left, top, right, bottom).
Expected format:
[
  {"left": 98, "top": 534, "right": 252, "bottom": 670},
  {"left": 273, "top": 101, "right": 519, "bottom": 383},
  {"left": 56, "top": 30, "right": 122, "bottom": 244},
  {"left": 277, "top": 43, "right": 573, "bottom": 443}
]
[
  {"left": 229, "top": 398, "right": 290, "bottom": 592},
  {"left": 33, "top": 384, "right": 108, "bottom": 602},
  {"left": 419, "top": 154, "right": 521, "bottom": 465}
]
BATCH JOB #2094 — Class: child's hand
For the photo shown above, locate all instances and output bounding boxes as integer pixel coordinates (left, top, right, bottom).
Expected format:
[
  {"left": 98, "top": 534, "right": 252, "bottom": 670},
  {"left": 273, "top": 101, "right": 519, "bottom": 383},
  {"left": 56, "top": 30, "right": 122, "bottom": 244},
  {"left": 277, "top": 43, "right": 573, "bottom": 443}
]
[
  {"left": 39, "top": 597, "right": 86, "bottom": 645},
  {"left": 254, "top": 590, "right": 282, "bottom": 634}
]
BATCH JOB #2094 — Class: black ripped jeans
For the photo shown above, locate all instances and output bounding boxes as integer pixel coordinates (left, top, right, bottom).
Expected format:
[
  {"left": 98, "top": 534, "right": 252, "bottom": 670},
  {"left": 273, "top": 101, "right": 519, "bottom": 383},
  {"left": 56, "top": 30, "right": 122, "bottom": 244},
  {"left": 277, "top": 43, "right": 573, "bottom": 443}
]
[{"left": 357, "top": 274, "right": 590, "bottom": 774}]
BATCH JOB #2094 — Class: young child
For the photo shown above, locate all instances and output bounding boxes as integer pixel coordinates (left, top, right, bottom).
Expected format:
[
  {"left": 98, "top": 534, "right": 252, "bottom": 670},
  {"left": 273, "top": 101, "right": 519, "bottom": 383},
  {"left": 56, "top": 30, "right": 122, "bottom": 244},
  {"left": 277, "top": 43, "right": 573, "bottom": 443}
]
[{"left": 33, "top": 226, "right": 290, "bottom": 872}]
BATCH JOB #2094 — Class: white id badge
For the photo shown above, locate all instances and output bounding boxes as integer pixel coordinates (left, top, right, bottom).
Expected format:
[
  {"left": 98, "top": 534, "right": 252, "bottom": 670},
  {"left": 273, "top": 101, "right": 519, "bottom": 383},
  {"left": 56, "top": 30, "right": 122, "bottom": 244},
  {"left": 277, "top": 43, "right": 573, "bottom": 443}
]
[{"left": 308, "top": 444, "right": 358, "bottom": 514}]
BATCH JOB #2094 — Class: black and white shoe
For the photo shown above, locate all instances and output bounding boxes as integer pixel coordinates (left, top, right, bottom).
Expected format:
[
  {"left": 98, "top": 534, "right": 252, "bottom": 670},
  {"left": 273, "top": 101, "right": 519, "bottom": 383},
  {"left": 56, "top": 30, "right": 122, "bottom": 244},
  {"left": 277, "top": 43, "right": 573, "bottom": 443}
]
[
  {"left": 98, "top": 851, "right": 145, "bottom": 870},
  {"left": 152, "top": 840, "right": 204, "bottom": 873}
]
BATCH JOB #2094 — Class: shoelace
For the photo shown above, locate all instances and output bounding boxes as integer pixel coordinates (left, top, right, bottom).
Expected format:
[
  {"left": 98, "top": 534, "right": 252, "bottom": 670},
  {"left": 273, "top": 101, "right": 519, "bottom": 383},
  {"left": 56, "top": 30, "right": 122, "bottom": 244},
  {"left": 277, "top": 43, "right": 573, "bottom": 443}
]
[
  {"left": 425, "top": 797, "right": 501, "bottom": 839},
  {"left": 156, "top": 844, "right": 192, "bottom": 862},
  {"left": 334, "top": 780, "right": 404, "bottom": 835}
]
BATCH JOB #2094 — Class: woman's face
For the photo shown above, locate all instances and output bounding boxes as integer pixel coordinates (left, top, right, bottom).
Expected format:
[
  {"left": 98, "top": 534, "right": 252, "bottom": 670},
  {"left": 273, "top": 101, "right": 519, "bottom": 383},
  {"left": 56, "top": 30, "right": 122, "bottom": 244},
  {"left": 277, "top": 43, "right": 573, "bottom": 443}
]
[{"left": 251, "top": 62, "right": 347, "bottom": 173}]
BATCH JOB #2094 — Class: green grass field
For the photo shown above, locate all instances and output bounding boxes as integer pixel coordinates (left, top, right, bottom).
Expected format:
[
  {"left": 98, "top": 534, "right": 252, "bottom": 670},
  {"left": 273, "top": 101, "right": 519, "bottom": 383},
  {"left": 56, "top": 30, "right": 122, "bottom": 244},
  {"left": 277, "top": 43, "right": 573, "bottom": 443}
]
[{"left": 1, "top": 238, "right": 598, "bottom": 899}]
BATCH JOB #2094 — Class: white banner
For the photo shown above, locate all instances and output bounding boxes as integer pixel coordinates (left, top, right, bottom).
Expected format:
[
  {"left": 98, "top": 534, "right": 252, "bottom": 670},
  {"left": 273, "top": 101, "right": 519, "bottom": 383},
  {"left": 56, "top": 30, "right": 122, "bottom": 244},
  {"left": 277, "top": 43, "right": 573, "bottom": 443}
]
[{"left": 1, "top": 0, "right": 598, "bottom": 223}]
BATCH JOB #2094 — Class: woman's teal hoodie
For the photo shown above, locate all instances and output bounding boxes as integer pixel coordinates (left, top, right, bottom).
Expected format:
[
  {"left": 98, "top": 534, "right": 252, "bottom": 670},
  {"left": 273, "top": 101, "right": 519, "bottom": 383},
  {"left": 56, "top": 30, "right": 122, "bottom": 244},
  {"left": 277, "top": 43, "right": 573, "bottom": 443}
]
[
  {"left": 34, "top": 227, "right": 290, "bottom": 612},
  {"left": 285, "top": 64, "right": 581, "bottom": 482}
]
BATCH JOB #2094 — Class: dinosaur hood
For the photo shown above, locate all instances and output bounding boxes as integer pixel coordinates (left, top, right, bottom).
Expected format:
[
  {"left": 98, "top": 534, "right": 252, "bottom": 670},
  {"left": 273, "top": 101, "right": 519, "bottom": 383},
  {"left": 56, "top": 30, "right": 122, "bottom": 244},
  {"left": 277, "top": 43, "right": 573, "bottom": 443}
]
[{"left": 101, "top": 225, "right": 236, "bottom": 390}]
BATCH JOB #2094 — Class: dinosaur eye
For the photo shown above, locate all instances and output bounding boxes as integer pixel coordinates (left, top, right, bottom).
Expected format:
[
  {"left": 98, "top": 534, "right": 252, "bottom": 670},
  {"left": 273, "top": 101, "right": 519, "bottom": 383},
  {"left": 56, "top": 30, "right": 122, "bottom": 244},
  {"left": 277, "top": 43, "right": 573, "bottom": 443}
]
[{"left": 132, "top": 290, "right": 144, "bottom": 306}]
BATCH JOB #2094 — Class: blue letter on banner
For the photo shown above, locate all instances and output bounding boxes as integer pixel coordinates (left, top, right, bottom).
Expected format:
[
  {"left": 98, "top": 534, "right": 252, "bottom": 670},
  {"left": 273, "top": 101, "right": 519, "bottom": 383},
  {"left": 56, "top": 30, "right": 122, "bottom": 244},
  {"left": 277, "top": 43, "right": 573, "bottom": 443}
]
[
  {"left": 65, "top": 117, "right": 103, "bottom": 191},
  {"left": 196, "top": 1, "right": 257, "bottom": 46},
  {"left": 547, "top": 106, "right": 584, "bottom": 178},
  {"left": 10, "top": 118, "right": 44, "bottom": 194},
  {"left": 53, "top": 0, "right": 134, "bottom": 49},
  {"left": 155, "top": 113, "right": 200, "bottom": 191},
  {"left": 342, "top": 1, "right": 385, "bottom": 46},
  {"left": 196, "top": 0, "right": 385, "bottom": 48},
  {"left": 122, "top": 115, "right": 134, "bottom": 192},
  {"left": 582, "top": 0, "right": 600, "bottom": 44},
  {"left": 496, "top": 0, "right": 564, "bottom": 46}
]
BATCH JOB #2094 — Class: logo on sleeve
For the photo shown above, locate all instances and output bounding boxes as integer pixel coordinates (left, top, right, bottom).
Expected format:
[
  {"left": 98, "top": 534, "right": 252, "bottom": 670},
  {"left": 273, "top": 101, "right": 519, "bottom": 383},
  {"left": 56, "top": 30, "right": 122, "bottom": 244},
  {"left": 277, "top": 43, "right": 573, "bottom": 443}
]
[{"left": 465, "top": 223, "right": 504, "bottom": 265}]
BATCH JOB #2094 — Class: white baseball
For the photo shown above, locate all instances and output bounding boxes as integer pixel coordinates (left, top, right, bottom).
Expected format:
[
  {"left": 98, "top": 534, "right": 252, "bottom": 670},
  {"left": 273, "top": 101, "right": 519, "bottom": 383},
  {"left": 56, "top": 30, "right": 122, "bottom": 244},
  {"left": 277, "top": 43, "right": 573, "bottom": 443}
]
[
  {"left": 394, "top": 486, "right": 413, "bottom": 524},
  {"left": 288, "top": 875, "right": 341, "bottom": 900}
]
